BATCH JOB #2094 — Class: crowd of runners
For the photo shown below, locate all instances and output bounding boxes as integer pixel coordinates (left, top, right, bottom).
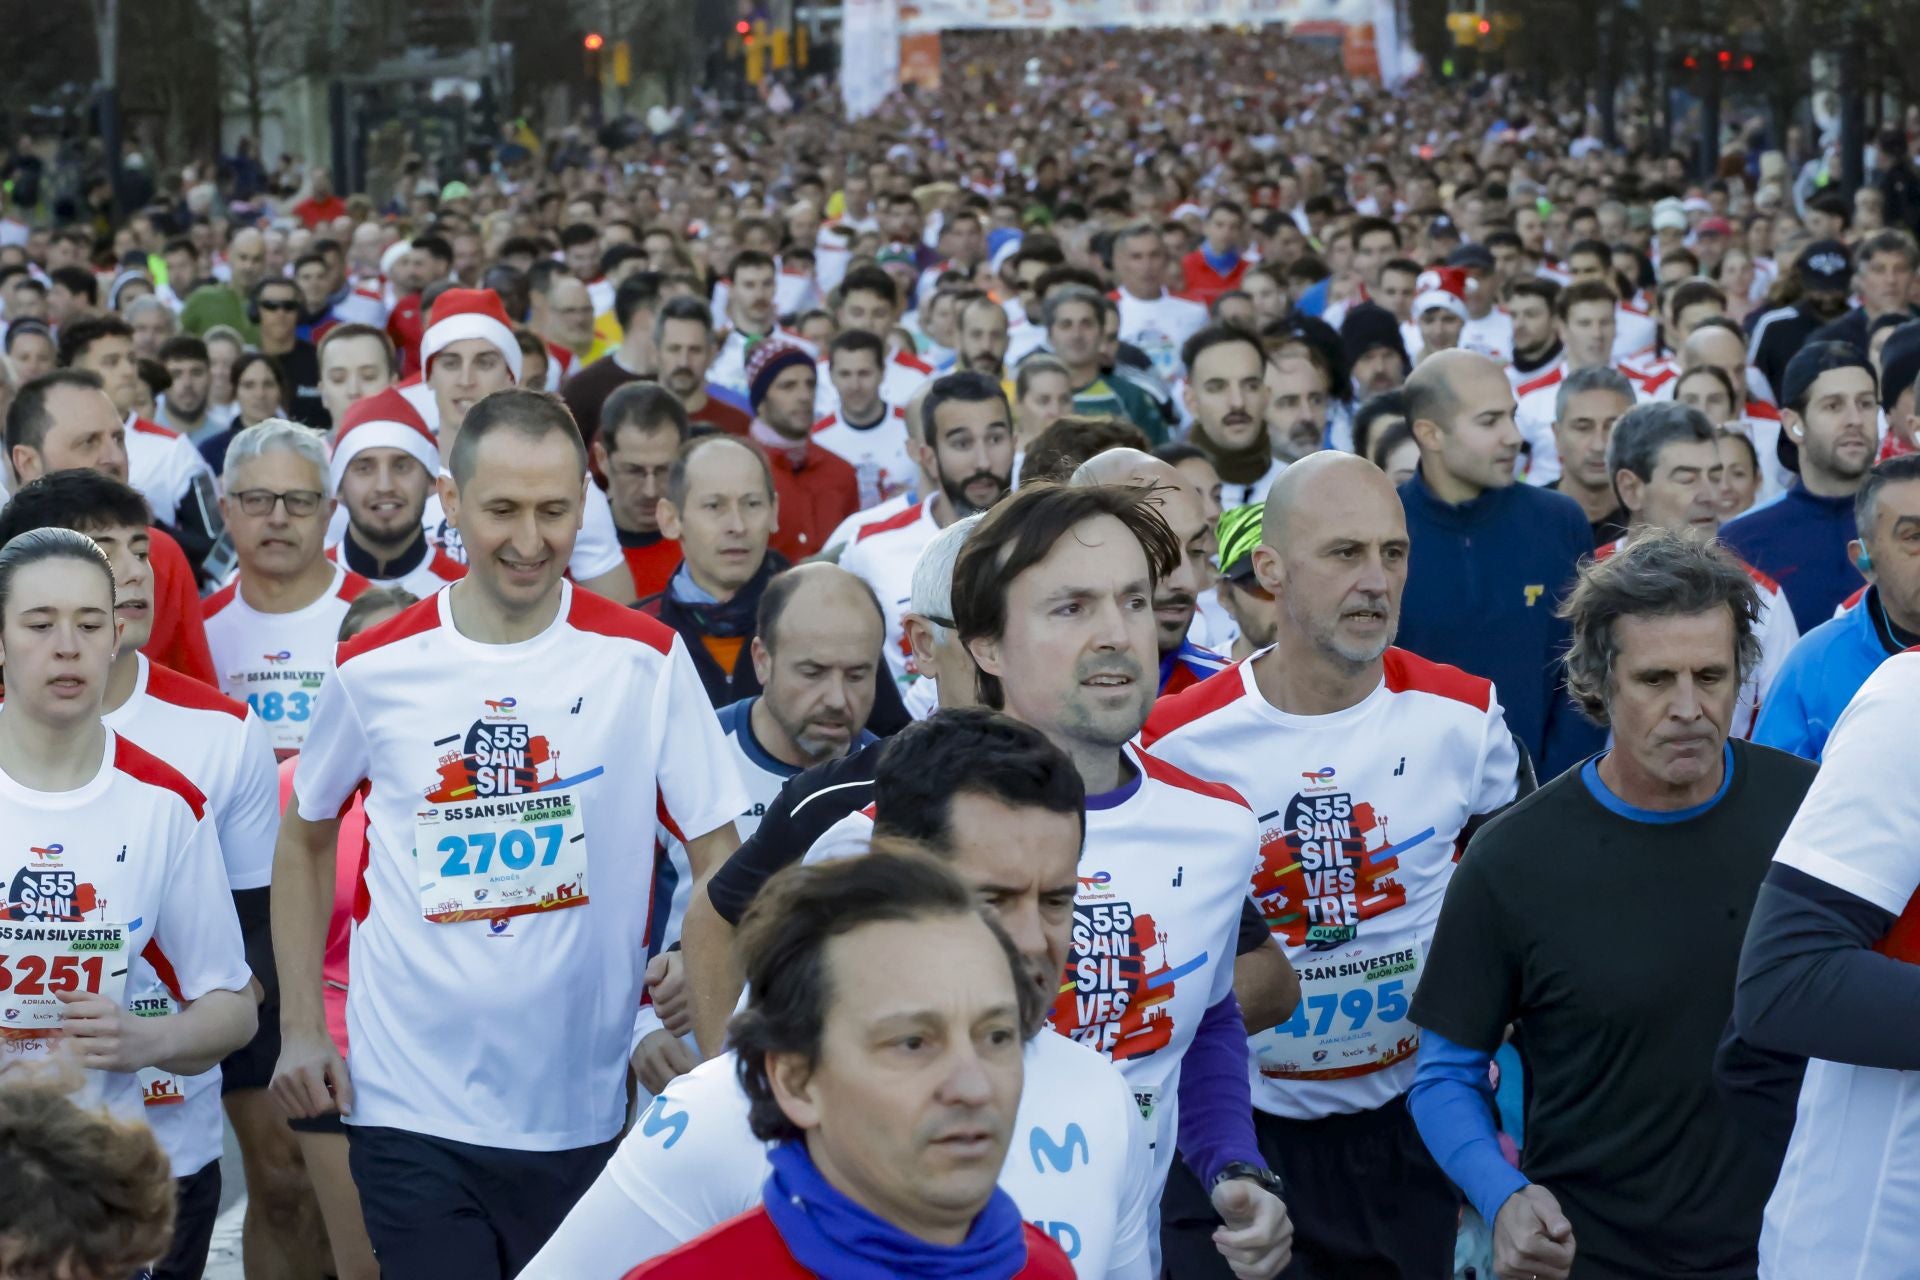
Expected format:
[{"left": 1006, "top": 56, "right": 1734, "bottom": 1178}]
[{"left": 0, "top": 24, "right": 1916, "bottom": 1280}]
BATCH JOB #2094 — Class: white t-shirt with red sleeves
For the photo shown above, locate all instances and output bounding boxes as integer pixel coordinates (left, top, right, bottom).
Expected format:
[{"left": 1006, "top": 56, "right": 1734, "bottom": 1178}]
[
  {"left": 291, "top": 583, "right": 749, "bottom": 1151},
  {"left": 0, "top": 733, "right": 249, "bottom": 1130},
  {"left": 810, "top": 403, "right": 916, "bottom": 510},
  {"left": 202, "top": 563, "right": 372, "bottom": 754},
  {"left": 1115, "top": 289, "right": 1207, "bottom": 382},
  {"left": 1515, "top": 364, "right": 1653, "bottom": 484},
  {"left": 100, "top": 655, "right": 278, "bottom": 1176},
  {"left": 421, "top": 484, "right": 627, "bottom": 585},
  {"left": 1459, "top": 309, "right": 1515, "bottom": 365},
  {"left": 836, "top": 496, "right": 940, "bottom": 690},
  {"left": 324, "top": 540, "right": 467, "bottom": 600},
  {"left": 1142, "top": 648, "right": 1521, "bottom": 1119},
  {"left": 125, "top": 413, "right": 215, "bottom": 528},
  {"left": 1761, "top": 652, "right": 1920, "bottom": 1278},
  {"left": 1596, "top": 537, "right": 1798, "bottom": 738},
  {"left": 822, "top": 491, "right": 915, "bottom": 553}
]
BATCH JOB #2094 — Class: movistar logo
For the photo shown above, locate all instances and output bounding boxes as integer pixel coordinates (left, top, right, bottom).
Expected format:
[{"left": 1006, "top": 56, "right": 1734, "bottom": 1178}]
[
  {"left": 639, "top": 1095, "right": 688, "bottom": 1150},
  {"left": 1029, "top": 1122, "right": 1088, "bottom": 1173}
]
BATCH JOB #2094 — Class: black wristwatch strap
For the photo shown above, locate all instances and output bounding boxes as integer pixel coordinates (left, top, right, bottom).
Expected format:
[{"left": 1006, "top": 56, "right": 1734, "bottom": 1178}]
[{"left": 1212, "top": 1160, "right": 1286, "bottom": 1199}]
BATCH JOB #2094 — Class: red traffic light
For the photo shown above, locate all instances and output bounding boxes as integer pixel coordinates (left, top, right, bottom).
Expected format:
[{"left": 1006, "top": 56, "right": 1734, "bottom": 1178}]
[
  {"left": 1683, "top": 54, "right": 1697, "bottom": 68},
  {"left": 1718, "top": 48, "right": 1732, "bottom": 64},
  {"left": 1476, "top": 18, "right": 1490, "bottom": 34},
  {"left": 1741, "top": 55, "right": 1754, "bottom": 71},
  {"left": 736, "top": 19, "right": 751, "bottom": 33},
  {"left": 583, "top": 32, "right": 605, "bottom": 50}
]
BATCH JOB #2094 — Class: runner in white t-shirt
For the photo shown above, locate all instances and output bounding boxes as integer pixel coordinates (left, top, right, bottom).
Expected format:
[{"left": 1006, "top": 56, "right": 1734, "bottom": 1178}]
[
  {"left": 1143, "top": 452, "right": 1523, "bottom": 1277},
  {"left": 1732, "top": 651, "right": 1920, "bottom": 1278},
  {"left": 527, "top": 709, "right": 1155, "bottom": 1280},
  {"left": 811, "top": 331, "right": 917, "bottom": 508},
  {"left": 270, "top": 389, "right": 747, "bottom": 1280},
  {"left": 411, "top": 286, "right": 638, "bottom": 603},
  {"left": 1112, "top": 226, "right": 1208, "bottom": 382},
  {"left": 944, "top": 482, "right": 1294, "bottom": 1275},
  {"left": 0, "top": 469, "right": 285, "bottom": 1279},
  {"left": 840, "top": 372, "right": 1015, "bottom": 694},
  {"left": 204, "top": 421, "right": 371, "bottom": 756},
  {"left": 0, "top": 527, "right": 254, "bottom": 1138}
]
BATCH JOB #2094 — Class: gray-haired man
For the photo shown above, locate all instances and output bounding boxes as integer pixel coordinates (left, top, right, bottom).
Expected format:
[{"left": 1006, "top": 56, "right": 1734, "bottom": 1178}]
[
  {"left": 1542, "top": 365, "right": 1636, "bottom": 547},
  {"left": 1407, "top": 531, "right": 1815, "bottom": 1280}
]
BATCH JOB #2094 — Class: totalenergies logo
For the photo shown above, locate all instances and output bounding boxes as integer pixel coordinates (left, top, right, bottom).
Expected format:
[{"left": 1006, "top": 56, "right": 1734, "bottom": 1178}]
[
  {"left": 1076, "top": 871, "right": 1112, "bottom": 889},
  {"left": 28, "top": 843, "right": 62, "bottom": 860},
  {"left": 262, "top": 650, "right": 292, "bottom": 663},
  {"left": 1300, "top": 766, "right": 1336, "bottom": 782},
  {"left": 484, "top": 697, "right": 518, "bottom": 715}
]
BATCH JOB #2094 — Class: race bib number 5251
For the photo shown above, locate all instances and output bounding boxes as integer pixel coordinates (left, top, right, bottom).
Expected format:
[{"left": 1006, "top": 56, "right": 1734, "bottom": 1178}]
[{"left": 0, "top": 921, "right": 129, "bottom": 1036}]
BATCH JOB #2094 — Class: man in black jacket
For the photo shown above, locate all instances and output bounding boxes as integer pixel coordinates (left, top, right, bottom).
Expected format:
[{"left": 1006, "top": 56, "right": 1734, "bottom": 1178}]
[
  {"left": 1808, "top": 229, "right": 1920, "bottom": 356},
  {"left": 1748, "top": 241, "right": 1854, "bottom": 397},
  {"left": 639, "top": 433, "right": 908, "bottom": 725}
]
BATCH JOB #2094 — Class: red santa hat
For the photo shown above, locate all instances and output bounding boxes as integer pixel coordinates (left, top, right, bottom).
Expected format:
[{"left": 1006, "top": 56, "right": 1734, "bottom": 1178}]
[
  {"left": 420, "top": 288, "right": 523, "bottom": 382},
  {"left": 329, "top": 386, "right": 439, "bottom": 491},
  {"left": 1414, "top": 267, "right": 1472, "bottom": 322}
]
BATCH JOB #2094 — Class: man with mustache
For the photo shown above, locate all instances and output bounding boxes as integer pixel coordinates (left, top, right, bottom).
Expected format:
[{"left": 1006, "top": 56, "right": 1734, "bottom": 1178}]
[
  {"left": 1145, "top": 450, "right": 1526, "bottom": 1280},
  {"left": 839, "top": 371, "right": 1015, "bottom": 697},
  {"left": 652, "top": 295, "right": 751, "bottom": 437},
  {"left": 1721, "top": 342, "right": 1881, "bottom": 632},
  {"left": 1185, "top": 326, "right": 1282, "bottom": 508}
]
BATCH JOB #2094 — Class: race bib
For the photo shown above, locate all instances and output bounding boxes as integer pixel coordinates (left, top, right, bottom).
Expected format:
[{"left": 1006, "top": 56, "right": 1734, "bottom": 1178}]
[
  {"left": 131, "top": 985, "right": 185, "bottom": 1106},
  {"left": 238, "top": 668, "right": 325, "bottom": 755},
  {"left": 414, "top": 786, "right": 589, "bottom": 924},
  {"left": 1252, "top": 942, "right": 1421, "bottom": 1081},
  {"left": 0, "top": 921, "right": 129, "bottom": 1036}
]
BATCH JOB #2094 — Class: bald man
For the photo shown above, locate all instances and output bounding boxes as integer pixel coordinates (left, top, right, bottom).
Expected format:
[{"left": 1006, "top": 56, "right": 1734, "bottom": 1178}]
[
  {"left": 1397, "top": 350, "right": 1601, "bottom": 777},
  {"left": 1675, "top": 324, "right": 1790, "bottom": 501},
  {"left": 182, "top": 227, "right": 268, "bottom": 342},
  {"left": 1144, "top": 451, "right": 1528, "bottom": 1280},
  {"left": 1071, "top": 447, "right": 1229, "bottom": 694}
]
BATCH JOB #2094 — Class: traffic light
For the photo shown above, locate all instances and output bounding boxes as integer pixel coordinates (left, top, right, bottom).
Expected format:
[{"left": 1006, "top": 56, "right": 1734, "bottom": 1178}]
[
  {"left": 584, "top": 32, "right": 604, "bottom": 51},
  {"left": 583, "top": 31, "right": 603, "bottom": 79},
  {"left": 1445, "top": 11, "right": 1517, "bottom": 48}
]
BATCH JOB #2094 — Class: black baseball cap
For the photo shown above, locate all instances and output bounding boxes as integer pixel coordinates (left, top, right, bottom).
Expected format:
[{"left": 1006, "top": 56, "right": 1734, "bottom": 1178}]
[
  {"left": 1776, "top": 340, "right": 1877, "bottom": 473},
  {"left": 1446, "top": 243, "right": 1495, "bottom": 271},
  {"left": 1797, "top": 240, "right": 1853, "bottom": 293}
]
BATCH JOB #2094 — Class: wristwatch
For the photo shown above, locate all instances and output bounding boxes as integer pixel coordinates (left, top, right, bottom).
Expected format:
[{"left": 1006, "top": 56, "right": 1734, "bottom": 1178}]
[{"left": 1212, "top": 1160, "right": 1286, "bottom": 1199}]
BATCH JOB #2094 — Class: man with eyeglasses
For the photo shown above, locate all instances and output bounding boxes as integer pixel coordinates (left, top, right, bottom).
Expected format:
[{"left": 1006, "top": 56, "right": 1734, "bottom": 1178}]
[{"left": 203, "top": 418, "right": 371, "bottom": 756}]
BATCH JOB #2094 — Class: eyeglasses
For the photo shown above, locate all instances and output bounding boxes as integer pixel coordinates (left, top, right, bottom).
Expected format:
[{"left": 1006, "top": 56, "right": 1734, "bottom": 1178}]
[
  {"left": 256, "top": 299, "right": 299, "bottom": 313},
  {"left": 233, "top": 488, "right": 324, "bottom": 518}
]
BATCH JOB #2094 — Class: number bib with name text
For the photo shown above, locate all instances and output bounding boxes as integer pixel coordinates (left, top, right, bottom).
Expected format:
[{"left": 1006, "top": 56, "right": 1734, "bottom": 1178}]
[
  {"left": 414, "top": 787, "right": 589, "bottom": 924},
  {"left": 1252, "top": 941, "right": 1422, "bottom": 1081},
  {"left": 0, "top": 921, "right": 129, "bottom": 1035}
]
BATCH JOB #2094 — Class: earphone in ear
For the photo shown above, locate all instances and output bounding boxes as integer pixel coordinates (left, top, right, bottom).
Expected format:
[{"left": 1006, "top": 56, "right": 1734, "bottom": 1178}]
[{"left": 1857, "top": 549, "right": 1874, "bottom": 575}]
